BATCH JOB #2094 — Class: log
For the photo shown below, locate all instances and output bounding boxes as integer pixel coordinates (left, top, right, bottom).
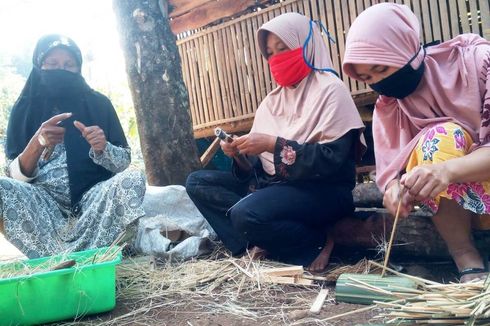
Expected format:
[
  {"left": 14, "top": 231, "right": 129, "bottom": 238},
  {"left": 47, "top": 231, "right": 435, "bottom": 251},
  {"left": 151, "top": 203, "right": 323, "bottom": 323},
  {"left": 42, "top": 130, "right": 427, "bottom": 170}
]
[
  {"left": 333, "top": 208, "right": 490, "bottom": 259},
  {"left": 352, "top": 182, "right": 383, "bottom": 208}
]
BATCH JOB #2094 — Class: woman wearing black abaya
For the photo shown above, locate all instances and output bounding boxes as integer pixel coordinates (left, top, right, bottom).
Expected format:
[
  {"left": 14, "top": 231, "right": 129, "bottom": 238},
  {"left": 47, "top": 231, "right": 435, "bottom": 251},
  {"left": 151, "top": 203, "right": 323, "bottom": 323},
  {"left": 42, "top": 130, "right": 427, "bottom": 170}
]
[{"left": 0, "top": 34, "right": 146, "bottom": 258}]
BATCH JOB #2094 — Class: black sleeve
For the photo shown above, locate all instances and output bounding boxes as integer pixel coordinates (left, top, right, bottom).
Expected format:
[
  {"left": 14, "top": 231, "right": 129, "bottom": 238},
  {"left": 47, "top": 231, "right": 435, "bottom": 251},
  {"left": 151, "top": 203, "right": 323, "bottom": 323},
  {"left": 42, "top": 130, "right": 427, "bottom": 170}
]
[{"left": 273, "top": 129, "right": 357, "bottom": 181}]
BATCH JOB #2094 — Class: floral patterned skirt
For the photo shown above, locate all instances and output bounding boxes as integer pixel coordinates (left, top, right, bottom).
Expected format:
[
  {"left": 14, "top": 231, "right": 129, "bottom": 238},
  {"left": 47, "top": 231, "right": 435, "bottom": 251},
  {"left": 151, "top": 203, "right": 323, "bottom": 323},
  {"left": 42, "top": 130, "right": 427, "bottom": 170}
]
[{"left": 406, "top": 122, "right": 490, "bottom": 229}]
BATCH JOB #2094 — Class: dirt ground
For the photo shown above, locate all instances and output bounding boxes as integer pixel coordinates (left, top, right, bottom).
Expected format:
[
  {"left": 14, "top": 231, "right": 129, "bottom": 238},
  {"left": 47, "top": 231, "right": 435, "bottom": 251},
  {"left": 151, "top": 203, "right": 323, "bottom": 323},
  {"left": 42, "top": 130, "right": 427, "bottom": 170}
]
[{"left": 48, "top": 247, "right": 458, "bottom": 326}]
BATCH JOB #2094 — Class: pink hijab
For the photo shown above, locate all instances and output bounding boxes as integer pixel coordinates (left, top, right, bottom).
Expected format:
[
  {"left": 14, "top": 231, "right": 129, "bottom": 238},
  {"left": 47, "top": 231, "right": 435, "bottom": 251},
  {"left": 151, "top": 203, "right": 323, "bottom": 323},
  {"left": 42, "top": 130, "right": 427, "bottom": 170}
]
[
  {"left": 342, "top": 3, "right": 490, "bottom": 191},
  {"left": 253, "top": 12, "right": 366, "bottom": 175}
]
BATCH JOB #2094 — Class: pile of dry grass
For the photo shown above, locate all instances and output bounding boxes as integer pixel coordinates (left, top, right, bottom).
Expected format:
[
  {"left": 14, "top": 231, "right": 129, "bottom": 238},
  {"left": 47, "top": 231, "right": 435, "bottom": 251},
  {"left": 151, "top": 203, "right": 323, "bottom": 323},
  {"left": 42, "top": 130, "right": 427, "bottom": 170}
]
[{"left": 51, "top": 247, "right": 379, "bottom": 325}]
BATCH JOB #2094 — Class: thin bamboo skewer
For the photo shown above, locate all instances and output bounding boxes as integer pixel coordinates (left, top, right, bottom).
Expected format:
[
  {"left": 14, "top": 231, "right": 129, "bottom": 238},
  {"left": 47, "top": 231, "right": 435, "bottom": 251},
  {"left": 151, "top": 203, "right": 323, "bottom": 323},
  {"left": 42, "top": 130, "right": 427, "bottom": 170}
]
[{"left": 381, "top": 186, "right": 405, "bottom": 277}]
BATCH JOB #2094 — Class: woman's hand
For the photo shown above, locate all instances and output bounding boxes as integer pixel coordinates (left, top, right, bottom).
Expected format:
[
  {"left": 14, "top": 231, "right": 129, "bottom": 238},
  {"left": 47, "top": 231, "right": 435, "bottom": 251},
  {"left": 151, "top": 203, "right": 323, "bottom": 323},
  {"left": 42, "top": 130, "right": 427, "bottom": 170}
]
[
  {"left": 400, "top": 164, "right": 450, "bottom": 202},
  {"left": 234, "top": 133, "right": 277, "bottom": 156},
  {"left": 74, "top": 120, "right": 107, "bottom": 153},
  {"left": 35, "top": 112, "right": 72, "bottom": 149},
  {"left": 383, "top": 179, "right": 413, "bottom": 218},
  {"left": 18, "top": 113, "right": 72, "bottom": 176},
  {"left": 220, "top": 137, "right": 239, "bottom": 158}
]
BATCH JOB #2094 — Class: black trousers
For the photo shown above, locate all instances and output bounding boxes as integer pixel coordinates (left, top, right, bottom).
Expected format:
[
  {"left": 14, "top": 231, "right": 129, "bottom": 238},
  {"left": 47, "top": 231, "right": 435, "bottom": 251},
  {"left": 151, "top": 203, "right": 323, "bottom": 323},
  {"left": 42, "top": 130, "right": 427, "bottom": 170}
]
[{"left": 186, "top": 170, "right": 354, "bottom": 266}]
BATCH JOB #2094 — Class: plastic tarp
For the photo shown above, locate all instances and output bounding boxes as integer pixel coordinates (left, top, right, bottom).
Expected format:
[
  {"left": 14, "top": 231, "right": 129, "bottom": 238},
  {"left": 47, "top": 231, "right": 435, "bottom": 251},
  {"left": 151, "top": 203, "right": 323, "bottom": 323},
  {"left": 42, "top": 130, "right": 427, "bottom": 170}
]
[{"left": 135, "top": 185, "right": 217, "bottom": 261}]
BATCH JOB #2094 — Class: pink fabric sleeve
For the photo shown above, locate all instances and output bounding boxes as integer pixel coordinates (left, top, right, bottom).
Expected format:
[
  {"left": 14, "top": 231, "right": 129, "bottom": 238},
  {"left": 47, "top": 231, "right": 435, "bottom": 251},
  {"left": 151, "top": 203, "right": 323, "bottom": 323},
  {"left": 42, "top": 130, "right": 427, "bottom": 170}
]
[
  {"left": 478, "top": 49, "right": 490, "bottom": 146},
  {"left": 373, "top": 96, "right": 421, "bottom": 191}
]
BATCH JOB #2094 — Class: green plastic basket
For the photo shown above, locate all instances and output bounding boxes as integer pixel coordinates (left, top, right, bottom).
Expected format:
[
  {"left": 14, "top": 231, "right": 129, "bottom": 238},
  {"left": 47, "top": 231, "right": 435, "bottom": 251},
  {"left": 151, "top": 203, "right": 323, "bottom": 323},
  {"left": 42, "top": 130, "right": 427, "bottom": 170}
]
[{"left": 0, "top": 246, "right": 121, "bottom": 325}]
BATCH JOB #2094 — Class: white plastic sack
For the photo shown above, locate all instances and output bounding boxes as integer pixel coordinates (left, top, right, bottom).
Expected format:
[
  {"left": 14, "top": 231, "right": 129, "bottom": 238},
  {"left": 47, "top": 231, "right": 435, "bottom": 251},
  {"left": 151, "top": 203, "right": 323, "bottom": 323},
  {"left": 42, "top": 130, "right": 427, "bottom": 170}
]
[{"left": 135, "top": 185, "right": 217, "bottom": 261}]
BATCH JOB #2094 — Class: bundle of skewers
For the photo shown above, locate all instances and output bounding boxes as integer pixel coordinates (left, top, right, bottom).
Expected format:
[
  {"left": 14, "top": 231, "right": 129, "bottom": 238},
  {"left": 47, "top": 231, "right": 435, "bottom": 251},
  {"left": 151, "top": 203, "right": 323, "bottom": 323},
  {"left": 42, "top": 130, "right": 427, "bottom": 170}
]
[{"left": 344, "top": 261, "right": 490, "bottom": 325}]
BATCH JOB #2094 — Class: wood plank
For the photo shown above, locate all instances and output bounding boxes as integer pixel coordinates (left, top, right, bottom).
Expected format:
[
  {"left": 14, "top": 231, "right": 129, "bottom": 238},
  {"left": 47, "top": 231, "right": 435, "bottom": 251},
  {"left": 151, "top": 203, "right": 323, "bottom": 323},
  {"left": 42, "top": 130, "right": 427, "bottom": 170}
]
[
  {"left": 219, "top": 28, "right": 238, "bottom": 118},
  {"left": 447, "top": 0, "right": 461, "bottom": 38},
  {"left": 480, "top": 0, "right": 490, "bottom": 39},
  {"left": 206, "top": 32, "right": 224, "bottom": 120},
  {"left": 332, "top": 0, "right": 350, "bottom": 89},
  {"left": 310, "top": 289, "right": 329, "bottom": 314},
  {"left": 429, "top": 0, "right": 442, "bottom": 41},
  {"left": 171, "top": 0, "right": 258, "bottom": 34},
  {"left": 458, "top": 0, "right": 471, "bottom": 34},
  {"left": 260, "top": 266, "right": 304, "bottom": 277},
  {"left": 248, "top": 16, "right": 267, "bottom": 102},
  {"left": 241, "top": 20, "right": 259, "bottom": 112},
  {"left": 261, "top": 275, "right": 314, "bottom": 286},
  {"left": 411, "top": 0, "right": 423, "bottom": 40},
  {"left": 225, "top": 26, "right": 244, "bottom": 117},
  {"left": 234, "top": 22, "right": 253, "bottom": 115},
  {"left": 188, "top": 41, "right": 206, "bottom": 125},
  {"left": 194, "top": 37, "right": 212, "bottom": 123},
  {"left": 420, "top": 0, "right": 433, "bottom": 43},
  {"left": 468, "top": 0, "right": 480, "bottom": 34},
  {"left": 202, "top": 34, "right": 218, "bottom": 122},
  {"left": 438, "top": 0, "right": 451, "bottom": 41},
  {"left": 257, "top": 13, "right": 273, "bottom": 95},
  {"left": 200, "top": 136, "right": 221, "bottom": 167},
  {"left": 341, "top": 0, "right": 355, "bottom": 91},
  {"left": 228, "top": 24, "right": 247, "bottom": 117},
  {"left": 302, "top": 0, "right": 312, "bottom": 17},
  {"left": 214, "top": 30, "right": 233, "bottom": 120}
]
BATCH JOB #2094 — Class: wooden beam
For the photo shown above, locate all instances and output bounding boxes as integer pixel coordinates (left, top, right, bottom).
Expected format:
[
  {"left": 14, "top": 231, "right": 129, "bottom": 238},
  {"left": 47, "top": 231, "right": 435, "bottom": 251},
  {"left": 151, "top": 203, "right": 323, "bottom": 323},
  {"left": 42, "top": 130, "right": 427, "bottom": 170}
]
[
  {"left": 170, "top": 0, "right": 258, "bottom": 34},
  {"left": 193, "top": 115, "right": 255, "bottom": 139},
  {"left": 199, "top": 136, "right": 221, "bottom": 167},
  {"left": 168, "top": 0, "right": 213, "bottom": 18}
]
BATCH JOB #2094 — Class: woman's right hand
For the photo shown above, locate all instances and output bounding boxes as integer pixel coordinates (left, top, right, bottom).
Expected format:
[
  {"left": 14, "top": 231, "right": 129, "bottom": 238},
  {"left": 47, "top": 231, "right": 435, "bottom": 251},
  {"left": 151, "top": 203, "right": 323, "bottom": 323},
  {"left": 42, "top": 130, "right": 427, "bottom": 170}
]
[
  {"left": 34, "top": 113, "right": 72, "bottom": 149},
  {"left": 383, "top": 179, "right": 414, "bottom": 218},
  {"left": 18, "top": 113, "right": 72, "bottom": 177}
]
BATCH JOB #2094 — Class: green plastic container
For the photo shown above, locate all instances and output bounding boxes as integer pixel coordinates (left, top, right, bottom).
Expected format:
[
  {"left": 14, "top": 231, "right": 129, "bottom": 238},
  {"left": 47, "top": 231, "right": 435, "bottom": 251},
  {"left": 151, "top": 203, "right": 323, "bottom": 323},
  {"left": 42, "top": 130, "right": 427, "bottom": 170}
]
[
  {"left": 0, "top": 247, "right": 121, "bottom": 325},
  {"left": 336, "top": 273, "right": 417, "bottom": 305}
]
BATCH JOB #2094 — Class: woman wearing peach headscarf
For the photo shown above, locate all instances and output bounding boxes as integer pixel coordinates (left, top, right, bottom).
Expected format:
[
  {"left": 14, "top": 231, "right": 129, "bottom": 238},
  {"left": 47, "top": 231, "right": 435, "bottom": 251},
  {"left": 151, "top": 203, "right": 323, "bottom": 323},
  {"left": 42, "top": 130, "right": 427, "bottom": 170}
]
[
  {"left": 343, "top": 3, "right": 490, "bottom": 282},
  {"left": 187, "top": 12, "right": 365, "bottom": 271}
]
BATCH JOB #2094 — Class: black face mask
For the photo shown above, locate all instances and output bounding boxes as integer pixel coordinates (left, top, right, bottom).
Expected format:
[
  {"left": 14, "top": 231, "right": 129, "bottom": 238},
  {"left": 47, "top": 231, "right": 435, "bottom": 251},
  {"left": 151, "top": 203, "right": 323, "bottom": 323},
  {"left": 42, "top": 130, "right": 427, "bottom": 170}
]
[
  {"left": 40, "top": 69, "right": 86, "bottom": 98},
  {"left": 369, "top": 47, "right": 425, "bottom": 99}
]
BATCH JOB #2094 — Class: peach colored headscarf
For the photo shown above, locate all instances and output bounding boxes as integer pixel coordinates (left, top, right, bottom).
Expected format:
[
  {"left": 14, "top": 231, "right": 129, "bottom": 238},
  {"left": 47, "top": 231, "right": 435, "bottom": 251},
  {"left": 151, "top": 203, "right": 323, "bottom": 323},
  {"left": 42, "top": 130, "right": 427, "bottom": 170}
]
[
  {"left": 252, "top": 12, "right": 366, "bottom": 175},
  {"left": 342, "top": 3, "right": 490, "bottom": 191}
]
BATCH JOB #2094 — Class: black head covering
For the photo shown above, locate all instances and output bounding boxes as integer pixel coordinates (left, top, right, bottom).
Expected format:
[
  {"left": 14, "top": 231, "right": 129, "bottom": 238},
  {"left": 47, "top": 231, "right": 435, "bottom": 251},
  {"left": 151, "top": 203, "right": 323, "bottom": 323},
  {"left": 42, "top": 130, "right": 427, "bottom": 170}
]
[{"left": 6, "top": 34, "right": 128, "bottom": 206}]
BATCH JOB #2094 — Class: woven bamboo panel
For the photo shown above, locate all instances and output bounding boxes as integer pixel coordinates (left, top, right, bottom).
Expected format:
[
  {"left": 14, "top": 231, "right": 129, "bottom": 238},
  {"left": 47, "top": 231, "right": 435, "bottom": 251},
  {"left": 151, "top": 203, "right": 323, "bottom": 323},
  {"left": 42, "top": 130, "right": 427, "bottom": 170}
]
[{"left": 176, "top": 0, "right": 490, "bottom": 138}]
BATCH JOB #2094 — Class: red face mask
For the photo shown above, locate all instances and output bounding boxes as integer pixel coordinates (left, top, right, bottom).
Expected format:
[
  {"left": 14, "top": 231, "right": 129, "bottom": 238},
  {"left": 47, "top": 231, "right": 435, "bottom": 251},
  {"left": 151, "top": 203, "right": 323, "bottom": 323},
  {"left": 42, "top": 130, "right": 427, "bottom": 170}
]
[{"left": 268, "top": 48, "right": 312, "bottom": 87}]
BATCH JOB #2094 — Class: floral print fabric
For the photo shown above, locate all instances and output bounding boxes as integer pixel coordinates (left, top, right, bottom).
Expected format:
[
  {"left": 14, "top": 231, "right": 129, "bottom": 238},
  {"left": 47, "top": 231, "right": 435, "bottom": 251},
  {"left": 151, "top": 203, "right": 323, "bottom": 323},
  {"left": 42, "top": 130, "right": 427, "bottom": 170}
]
[
  {"left": 406, "top": 122, "right": 490, "bottom": 216},
  {"left": 2, "top": 143, "right": 146, "bottom": 258}
]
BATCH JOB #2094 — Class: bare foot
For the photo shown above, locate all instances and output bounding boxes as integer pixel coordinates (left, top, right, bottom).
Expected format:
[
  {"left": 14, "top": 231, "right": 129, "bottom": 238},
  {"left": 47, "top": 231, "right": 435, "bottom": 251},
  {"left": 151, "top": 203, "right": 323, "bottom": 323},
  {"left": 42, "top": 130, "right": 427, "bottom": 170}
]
[
  {"left": 308, "top": 236, "right": 334, "bottom": 273},
  {"left": 451, "top": 247, "right": 488, "bottom": 283},
  {"left": 247, "top": 246, "right": 268, "bottom": 260},
  {"left": 460, "top": 270, "right": 488, "bottom": 283}
]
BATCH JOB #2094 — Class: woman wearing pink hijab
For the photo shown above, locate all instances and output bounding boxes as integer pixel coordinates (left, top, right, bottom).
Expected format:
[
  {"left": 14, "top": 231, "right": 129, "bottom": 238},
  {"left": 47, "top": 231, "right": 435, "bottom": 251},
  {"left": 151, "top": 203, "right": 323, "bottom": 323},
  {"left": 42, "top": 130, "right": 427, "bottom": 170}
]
[
  {"left": 343, "top": 3, "right": 490, "bottom": 282},
  {"left": 187, "top": 12, "right": 365, "bottom": 271}
]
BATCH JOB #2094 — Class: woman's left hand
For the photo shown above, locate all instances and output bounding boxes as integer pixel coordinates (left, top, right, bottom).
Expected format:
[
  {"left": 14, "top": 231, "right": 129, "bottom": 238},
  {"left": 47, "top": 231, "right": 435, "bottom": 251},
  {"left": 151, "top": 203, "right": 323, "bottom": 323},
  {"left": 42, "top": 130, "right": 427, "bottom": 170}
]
[
  {"left": 400, "top": 163, "right": 450, "bottom": 201},
  {"left": 74, "top": 120, "right": 107, "bottom": 153},
  {"left": 234, "top": 133, "right": 277, "bottom": 155}
]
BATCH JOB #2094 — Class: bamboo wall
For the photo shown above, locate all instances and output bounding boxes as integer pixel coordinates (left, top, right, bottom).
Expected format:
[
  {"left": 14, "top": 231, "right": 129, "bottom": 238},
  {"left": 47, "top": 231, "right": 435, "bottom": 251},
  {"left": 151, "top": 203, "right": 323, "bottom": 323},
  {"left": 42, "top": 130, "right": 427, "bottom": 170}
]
[{"left": 177, "top": 0, "right": 490, "bottom": 138}]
